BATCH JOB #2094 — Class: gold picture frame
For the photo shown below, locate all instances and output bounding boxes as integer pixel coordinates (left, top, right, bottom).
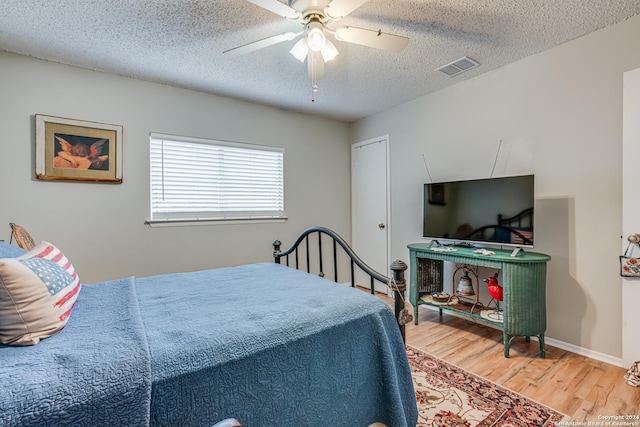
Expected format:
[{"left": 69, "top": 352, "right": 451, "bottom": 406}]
[{"left": 35, "top": 114, "right": 123, "bottom": 183}]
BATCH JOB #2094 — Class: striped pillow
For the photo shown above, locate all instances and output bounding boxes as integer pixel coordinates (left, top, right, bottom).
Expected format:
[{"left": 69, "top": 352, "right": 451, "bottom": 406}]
[{"left": 0, "top": 241, "right": 81, "bottom": 345}]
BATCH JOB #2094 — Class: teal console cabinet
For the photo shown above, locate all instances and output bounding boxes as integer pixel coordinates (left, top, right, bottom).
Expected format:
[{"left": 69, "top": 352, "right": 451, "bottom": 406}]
[{"left": 408, "top": 243, "right": 551, "bottom": 358}]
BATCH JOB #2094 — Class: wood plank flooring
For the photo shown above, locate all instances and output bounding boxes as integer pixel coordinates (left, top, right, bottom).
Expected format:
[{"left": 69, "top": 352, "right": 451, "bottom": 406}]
[{"left": 380, "top": 295, "right": 640, "bottom": 420}]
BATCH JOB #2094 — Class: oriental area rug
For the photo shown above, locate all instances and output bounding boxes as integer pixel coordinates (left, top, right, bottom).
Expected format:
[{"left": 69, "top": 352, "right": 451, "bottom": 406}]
[{"left": 406, "top": 346, "right": 568, "bottom": 427}]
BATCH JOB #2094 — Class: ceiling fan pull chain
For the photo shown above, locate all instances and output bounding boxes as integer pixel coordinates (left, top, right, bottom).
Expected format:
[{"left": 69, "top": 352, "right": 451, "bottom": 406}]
[{"left": 310, "top": 54, "right": 319, "bottom": 102}]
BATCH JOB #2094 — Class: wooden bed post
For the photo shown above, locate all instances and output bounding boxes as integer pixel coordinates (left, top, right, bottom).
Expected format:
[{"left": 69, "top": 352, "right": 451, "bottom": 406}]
[
  {"left": 390, "top": 260, "right": 408, "bottom": 343},
  {"left": 272, "top": 240, "right": 282, "bottom": 264}
]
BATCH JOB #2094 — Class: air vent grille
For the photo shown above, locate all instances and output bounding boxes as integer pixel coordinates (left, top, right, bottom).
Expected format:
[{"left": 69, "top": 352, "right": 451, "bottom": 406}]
[{"left": 435, "top": 56, "right": 480, "bottom": 77}]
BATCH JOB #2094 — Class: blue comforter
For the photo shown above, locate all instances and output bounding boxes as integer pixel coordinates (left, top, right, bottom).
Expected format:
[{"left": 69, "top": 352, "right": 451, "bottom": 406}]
[
  {"left": 0, "top": 277, "right": 151, "bottom": 426},
  {"left": 0, "top": 263, "right": 417, "bottom": 427}
]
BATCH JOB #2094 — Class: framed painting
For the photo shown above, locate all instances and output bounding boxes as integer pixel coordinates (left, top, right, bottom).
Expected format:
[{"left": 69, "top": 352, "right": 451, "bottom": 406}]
[{"left": 35, "top": 114, "right": 123, "bottom": 183}]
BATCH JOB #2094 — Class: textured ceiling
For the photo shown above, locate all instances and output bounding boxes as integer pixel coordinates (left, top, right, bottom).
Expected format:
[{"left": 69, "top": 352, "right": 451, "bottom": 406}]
[{"left": 1, "top": 0, "right": 639, "bottom": 122}]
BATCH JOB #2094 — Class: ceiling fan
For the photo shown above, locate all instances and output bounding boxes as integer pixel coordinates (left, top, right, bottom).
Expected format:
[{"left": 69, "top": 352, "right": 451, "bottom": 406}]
[{"left": 224, "top": 0, "right": 409, "bottom": 86}]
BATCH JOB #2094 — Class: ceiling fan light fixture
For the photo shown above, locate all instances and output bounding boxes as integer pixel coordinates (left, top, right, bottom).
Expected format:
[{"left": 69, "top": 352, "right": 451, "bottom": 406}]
[
  {"left": 307, "top": 22, "right": 326, "bottom": 51},
  {"left": 290, "top": 38, "right": 309, "bottom": 62},
  {"left": 321, "top": 40, "right": 339, "bottom": 62},
  {"left": 227, "top": 0, "right": 411, "bottom": 92}
]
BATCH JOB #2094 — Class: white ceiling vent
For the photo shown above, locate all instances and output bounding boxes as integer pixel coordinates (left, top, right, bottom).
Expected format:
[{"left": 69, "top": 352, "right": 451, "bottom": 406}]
[{"left": 435, "top": 56, "right": 480, "bottom": 77}]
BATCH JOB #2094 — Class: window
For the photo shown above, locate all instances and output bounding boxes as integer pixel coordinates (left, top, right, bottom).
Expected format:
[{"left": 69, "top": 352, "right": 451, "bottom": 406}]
[{"left": 149, "top": 133, "right": 284, "bottom": 223}]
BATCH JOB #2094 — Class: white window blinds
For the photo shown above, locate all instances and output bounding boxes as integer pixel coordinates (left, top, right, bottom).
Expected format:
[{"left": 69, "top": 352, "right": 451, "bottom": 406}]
[{"left": 150, "top": 133, "right": 284, "bottom": 221}]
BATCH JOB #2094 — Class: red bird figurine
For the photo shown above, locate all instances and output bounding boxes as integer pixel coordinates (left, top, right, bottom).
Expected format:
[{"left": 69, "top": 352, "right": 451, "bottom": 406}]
[{"left": 485, "top": 273, "right": 503, "bottom": 302}]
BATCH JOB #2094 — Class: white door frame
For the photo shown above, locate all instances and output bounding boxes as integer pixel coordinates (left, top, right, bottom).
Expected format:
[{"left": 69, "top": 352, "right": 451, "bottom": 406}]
[
  {"left": 351, "top": 134, "right": 392, "bottom": 295},
  {"left": 622, "top": 68, "right": 640, "bottom": 368}
]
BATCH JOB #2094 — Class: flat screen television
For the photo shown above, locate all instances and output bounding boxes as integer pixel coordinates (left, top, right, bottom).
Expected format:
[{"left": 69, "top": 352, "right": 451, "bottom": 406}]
[{"left": 423, "top": 174, "right": 535, "bottom": 247}]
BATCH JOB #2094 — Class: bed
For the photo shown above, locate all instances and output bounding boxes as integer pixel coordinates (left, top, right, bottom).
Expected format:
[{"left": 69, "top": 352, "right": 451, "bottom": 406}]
[{"left": 0, "top": 226, "right": 417, "bottom": 427}]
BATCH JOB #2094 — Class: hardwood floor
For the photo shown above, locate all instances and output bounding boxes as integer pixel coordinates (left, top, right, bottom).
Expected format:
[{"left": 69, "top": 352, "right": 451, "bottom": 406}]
[{"left": 381, "top": 295, "right": 640, "bottom": 420}]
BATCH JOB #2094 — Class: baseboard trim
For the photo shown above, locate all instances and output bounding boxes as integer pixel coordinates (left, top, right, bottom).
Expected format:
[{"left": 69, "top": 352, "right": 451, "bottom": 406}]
[
  {"left": 418, "top": 304, "right": 623, "bottom": 367},
  {"left": 544, "top": 337, "right": 623, "bottom": 368}
]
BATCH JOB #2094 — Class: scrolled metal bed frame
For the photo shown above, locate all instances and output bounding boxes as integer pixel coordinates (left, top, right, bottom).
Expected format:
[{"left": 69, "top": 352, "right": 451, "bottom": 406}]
[
  {"left": 461, "top": 207, "right": 534, "bottom": 246},
  {"left": 273, "top": 226, "right": 410, "bottom": 341}
]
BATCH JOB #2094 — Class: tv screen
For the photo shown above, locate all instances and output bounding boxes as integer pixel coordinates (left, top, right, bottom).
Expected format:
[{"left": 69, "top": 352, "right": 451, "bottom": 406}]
[{"left": 423, "top": 175, "right": 535, "bottom": 247}]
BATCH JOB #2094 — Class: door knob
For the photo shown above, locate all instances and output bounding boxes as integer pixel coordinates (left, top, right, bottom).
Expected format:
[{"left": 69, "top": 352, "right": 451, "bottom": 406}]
[{"left": 378, "top": 223, "right": 386, "bottom": 229}]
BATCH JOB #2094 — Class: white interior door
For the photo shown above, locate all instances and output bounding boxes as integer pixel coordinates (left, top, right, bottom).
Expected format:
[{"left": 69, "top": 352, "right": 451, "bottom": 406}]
[{"left": 351, "top": 136, "right": 390, "bottom": 294}]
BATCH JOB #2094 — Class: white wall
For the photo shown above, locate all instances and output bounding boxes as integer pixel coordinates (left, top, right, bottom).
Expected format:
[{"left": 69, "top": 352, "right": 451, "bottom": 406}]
[
  {"left": 351, "top": 15, "right": 640, "bottom": 360},
  {"left": 0, "top": 52, "right": 351, "bottom": 283}
]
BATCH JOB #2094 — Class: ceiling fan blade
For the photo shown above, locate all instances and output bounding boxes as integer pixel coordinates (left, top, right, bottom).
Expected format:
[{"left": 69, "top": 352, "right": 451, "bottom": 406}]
[
  {"left": 325, "top": 0, "right": 370, "bottom": 20},
  {"left": 223, "top": 31, "right": 299, "bottom": 56},
  {"left": 307, "top": 51, "right": 325, "bottom": 82},
  {"left": 334, "top": 26, "right": 409, "bottom": 52},
  {"left": 247, "top": 0, "right": 300, "bottom": 19}
]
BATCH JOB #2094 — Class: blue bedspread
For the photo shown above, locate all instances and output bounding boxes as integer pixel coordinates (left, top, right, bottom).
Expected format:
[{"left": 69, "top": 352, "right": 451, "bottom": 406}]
[
  {"left": 0, "top": 277, "right": 151, "bottom": 427},
  {"left": 136, "top": 263, "right": 417, "bottom": 427},
  {"left": 0, "top": 263, "right": 417, "bottom": 427}
]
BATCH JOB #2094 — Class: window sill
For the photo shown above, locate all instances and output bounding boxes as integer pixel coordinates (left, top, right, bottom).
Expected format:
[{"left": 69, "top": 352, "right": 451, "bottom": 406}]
[{"left": 145, "top": 216, "right": 288, "bottom": 228}]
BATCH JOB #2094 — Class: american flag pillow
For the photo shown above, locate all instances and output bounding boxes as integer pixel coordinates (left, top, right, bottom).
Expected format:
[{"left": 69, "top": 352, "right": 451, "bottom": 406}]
[{"left": 0, "top": 241, "right": 81, "bottom": 345}]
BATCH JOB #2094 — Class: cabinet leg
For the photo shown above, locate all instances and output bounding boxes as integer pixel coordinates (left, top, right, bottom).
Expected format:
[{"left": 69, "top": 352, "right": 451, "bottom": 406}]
[
  {"left": 503, "top": 332, "right": 510, "bottom": 358},
  {"left": 503, "top": 333, "right": 546, "bottom": 358},
  {"left": 414, "top": 306, "right": 419, "bottom": 325}
]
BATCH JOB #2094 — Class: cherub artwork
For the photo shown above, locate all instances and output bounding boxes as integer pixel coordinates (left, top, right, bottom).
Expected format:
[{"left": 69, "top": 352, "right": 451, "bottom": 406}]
[
  {"left": 35, "top": 114, "right": 123, "bottom": 183},
  {"left": 53, "top": 134, "right": 109, "bottom": 171}
]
